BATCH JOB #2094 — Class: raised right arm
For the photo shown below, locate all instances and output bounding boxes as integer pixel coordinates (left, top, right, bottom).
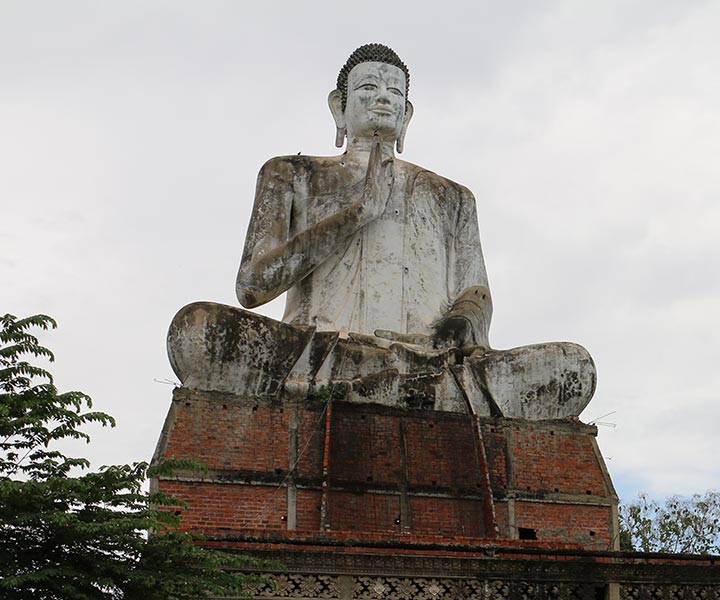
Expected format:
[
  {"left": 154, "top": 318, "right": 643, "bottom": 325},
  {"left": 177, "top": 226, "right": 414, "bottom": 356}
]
[{"left": 236, "top": 142, "right": 392, "bottom": 308}]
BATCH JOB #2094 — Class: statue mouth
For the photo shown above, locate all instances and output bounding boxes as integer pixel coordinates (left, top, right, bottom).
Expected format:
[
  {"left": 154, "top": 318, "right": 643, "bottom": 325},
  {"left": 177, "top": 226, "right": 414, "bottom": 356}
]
[{"left": 369, "top": 106, "right": 395, "bottom": 116}]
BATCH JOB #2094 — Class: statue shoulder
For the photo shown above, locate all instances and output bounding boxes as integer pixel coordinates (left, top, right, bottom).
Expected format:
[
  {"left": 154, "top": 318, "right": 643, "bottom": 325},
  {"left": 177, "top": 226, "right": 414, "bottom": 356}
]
[
  {"left": 396, "top": 159, "right": 476, "bottom": 202},
  {"left": 258, "top": 154, "right": 343, "bottom": 181}
]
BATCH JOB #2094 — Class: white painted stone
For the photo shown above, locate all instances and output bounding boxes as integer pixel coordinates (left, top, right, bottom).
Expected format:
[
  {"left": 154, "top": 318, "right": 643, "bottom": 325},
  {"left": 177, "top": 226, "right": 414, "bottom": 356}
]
[{"left": 167, "top": 47, "right": 598, "bottom": 420}]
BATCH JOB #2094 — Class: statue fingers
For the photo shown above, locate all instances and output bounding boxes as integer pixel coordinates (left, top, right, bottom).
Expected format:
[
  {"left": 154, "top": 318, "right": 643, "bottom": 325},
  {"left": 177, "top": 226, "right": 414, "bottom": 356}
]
[
  {"left": 382, "top": 157, "right": 395, "bottom": 184},
  {"left": 374, "top": 329, "right": 432, "bottom": 347},
  {"left": 367, "top": 135, "right": 383, "bottom": 176}
]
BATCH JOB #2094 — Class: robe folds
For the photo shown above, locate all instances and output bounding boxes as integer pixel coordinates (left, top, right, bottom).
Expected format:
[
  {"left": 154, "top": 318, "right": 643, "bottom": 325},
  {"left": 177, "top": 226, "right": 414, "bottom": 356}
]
[{"left": 238, "top": 155, "right": 492, "bottom": 346}]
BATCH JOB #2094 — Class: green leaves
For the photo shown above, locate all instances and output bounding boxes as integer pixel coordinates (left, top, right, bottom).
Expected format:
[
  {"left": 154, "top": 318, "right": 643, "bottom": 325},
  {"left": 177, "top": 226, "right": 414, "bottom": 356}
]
[
  {"left": 619, "top": 491, "right": 720, "bottom": 554},
  {"left": 0, "top": 314, "right": 265, "bottom": 599},
  {"left": 1, "top": 313, "right": 115, "bottom": 481}
]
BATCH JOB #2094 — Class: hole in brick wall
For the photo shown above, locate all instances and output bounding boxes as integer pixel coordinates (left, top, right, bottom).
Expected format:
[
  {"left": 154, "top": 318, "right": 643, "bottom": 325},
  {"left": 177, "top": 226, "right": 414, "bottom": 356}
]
[
  {"left": 252, "top": 405, "right": 258, "bottom": 412},
  {"left": 550, "top": 430, "right": 554, "bottom": 436},
  {"left": 554, "top": 488, "right": 559, "bottom": 492},
  {"left": 279, "top": 408, "right": 284, "bottom": 413},
  {"left": 586, "top": 490, "right": 592, "bottom": 495},
  {"left": 222, "top": 404, "right": 227, "bottom": 410},
  {"left": 394, "top": 516, "right": 401, "bottom": 524},
  {"left": 431, "top": 480, "right": 437, "bottom": 486},
  {"left": 174, "top": 510, "right": 182, "bottom": 516},
  {"left": 275, "top": 468, "right": 283, "bottom": 475},
  {"left": 185, "top": 402, "right": 190, "bottom": 407},
  {"left": 428, "top": 423, "right": 434, "bottom": 429},
  {"left": 589, "top": 530, "right": 596, "bottom": 536},
  {"left": 518, "top": 527, "right": 537, "bottom": 540},
  {"left": 281, "top": 515, "right": 287, "bottom": 521}
]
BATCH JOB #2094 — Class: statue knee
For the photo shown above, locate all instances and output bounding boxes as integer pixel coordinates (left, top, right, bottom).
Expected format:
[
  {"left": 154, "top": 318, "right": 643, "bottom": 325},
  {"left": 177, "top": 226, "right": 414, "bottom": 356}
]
[{"left": 467, "top": 342, "right": 596, "bottom": 419}]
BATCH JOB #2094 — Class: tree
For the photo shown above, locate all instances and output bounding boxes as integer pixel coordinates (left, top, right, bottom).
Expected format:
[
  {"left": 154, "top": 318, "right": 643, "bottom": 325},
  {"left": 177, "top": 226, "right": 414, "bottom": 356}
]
[
  {"left": 0, "top": 313, "right": 265, "bottom": 599},
  {"left": 619, "top": 491, "right": 720, "bottom": 554}
]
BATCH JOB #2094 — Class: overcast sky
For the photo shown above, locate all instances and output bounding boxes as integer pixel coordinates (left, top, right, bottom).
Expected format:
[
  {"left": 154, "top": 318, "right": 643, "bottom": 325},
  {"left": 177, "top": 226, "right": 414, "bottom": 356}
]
[{"left": 2, "top": 1, "right": 718, "bottom": 503}]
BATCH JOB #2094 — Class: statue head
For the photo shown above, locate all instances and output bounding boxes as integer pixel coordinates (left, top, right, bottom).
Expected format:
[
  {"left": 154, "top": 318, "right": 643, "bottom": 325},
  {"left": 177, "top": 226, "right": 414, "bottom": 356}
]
[{"left": 329, "top": 43, "right": 414, "bottom": 153}]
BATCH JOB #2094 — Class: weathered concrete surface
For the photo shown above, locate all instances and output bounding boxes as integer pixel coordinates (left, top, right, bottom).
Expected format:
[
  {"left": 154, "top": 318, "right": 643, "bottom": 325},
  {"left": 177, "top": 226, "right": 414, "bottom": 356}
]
[
  {"left": 167, "top": 302, "right": 313, "bottom": 397},
  {"left": 236, "top": 54, "right": 492, "bottom": 349},
  {"left": 468, "top": 343, "right": 597, "bottom": 420},
  {"left": 236, "top": 152, "right": 492, "bottom": 346},
  {"left": 167, "top": 303, "right": 594, "bottom": 418},
  {"left": 167, "top": 44, "right": 598, "bottom": 419}
]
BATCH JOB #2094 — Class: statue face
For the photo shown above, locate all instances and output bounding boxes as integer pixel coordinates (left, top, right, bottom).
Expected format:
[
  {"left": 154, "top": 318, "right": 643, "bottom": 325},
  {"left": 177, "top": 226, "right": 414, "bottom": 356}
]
[{"left": 344, "top": 61, "right": 408, "bottom": 142}]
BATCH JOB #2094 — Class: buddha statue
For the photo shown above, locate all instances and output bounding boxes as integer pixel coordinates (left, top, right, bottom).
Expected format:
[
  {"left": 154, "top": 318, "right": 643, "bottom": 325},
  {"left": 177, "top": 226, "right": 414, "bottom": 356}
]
[{"left": 167, "top": 44, "right": 596, "bottom": 420}]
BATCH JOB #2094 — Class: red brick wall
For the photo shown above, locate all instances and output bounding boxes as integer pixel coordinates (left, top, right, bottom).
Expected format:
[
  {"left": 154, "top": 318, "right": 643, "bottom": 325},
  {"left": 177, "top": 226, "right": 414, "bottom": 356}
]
[
  {"left": 404, "top": 417, "right": 485, "bottom": 489},
  {"left": 154, "top": 391, "right": 616, "bottom": 548},
  {"left": 324, "top": 404, "right": 492, "bottom": 537},
  {"left": 480, "top": 422, "right": 610, "bottom": 497},
  {"left": 408, "top": 497, "right": 485, "bottom": 537},
  {"left": 514, "top": 501, "right": 613, "bottom": 549},
  {"left": 327, "top": 492, "right": 400, "bottom": 533},
  {"left": 328, "top": 410, "right": 403, "bottom": 484},
  {"left": 508, "top": 427, "right": 607, "bottom": 496},
  {"left": 480, "top": 425, "right": 508, "bottom": 491},
  {"left": 161, "top": 480, "right": 287, "bottom": 531},
  {"left": 294, "top": 407, "right": 325, "bottom": 479},
  {"left": 295, "top": 489, "right": 322, "bottom": 530},
  {"left": 162, "top": 398, "right": 290, "bottom": 472}
]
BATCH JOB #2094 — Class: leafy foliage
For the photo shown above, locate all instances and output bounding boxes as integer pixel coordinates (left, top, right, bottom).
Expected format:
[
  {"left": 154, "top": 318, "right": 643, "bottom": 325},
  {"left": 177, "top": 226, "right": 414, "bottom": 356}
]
[
  {"left": 0, "top": 313, "right": 266, "bottom": 599},
  {"left": 619, "top": 491, "right": 720, "bottom": 554}
]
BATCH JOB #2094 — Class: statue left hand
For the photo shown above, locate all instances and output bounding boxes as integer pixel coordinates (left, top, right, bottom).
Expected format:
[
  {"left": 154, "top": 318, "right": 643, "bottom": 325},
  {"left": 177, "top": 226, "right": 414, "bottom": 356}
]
[
  {"left": 374, "top": 329, "right": 433, "bottom": 347},
  {"left": 375, "top": 316, "right": 476, "bottom": 350},
  {"left": 431, "top": 315, "right": 474, "bottom": 349}
]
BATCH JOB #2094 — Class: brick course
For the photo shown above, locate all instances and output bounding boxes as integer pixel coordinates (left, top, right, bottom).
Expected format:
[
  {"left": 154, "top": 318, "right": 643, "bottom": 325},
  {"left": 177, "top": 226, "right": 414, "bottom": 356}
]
[{"left": 153, "top": 388, "right": 617, "bottom": 549}]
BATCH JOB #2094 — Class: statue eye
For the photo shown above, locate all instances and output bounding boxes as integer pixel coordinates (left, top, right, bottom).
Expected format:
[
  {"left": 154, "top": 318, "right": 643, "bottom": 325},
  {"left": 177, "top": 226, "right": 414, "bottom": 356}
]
[
  {"left": 355, "top": 83, "right": 377, "bottom": 92},
  {"left": 388, "top": 87, "right": 403, "bottom": 97}
]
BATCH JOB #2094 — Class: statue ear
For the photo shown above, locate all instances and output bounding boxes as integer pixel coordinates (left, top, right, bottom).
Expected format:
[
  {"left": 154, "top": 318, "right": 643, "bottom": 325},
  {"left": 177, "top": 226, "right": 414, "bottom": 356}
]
[
  {"left": 328, "top": 89, "right": 346, "bottom": 148},
  {"left": 396, "top": 100, "right": 414, "bottom": 154}
]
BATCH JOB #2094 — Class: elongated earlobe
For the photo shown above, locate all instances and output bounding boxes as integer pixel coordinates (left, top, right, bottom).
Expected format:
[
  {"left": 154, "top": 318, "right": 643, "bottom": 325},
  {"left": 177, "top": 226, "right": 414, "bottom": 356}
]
[
  {"left": 335, "top": 126, "right": 346, "bottom": 148},
  {"left": 328, "top": 89, "right": 346, "bottom": 149},
  {"left": 396, "top": 100, "right": 414, "bottom": 154}
]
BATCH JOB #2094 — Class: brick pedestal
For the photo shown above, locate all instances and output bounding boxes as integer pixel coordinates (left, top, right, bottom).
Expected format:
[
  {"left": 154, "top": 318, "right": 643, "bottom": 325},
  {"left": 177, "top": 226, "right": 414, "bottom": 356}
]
[
  {"left": 152, "top": 388, "right": 617, "bottom": 549},
  {"left": 151, "top": 388, "right": 720, "bottom": 599}
]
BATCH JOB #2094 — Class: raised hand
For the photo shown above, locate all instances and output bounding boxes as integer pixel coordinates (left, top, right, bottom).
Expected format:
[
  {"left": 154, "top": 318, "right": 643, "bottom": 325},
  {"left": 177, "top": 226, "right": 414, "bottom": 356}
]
[{"left": 360, "top": 135, "right": 394, "bottom": 222}]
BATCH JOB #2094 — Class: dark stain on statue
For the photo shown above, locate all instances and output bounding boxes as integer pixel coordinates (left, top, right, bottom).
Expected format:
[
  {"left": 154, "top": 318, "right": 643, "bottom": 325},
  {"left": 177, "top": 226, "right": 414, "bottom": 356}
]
[{"left": 560, "top": 372, "right": 583, "bottom": 405}]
